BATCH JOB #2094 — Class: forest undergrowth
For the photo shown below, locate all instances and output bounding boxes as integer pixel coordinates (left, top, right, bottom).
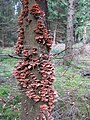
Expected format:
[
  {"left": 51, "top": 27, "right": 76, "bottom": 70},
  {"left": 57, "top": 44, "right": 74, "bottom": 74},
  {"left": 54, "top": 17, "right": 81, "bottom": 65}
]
[{"left": 0, "top": 46, "right": 90, "bottom": 120}]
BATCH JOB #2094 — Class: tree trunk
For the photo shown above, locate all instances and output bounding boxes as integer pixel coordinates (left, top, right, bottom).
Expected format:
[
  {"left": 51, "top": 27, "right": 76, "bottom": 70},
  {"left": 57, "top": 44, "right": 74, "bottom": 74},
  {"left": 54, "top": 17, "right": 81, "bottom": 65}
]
[
  {"left": 82, "top": 24, "right": 87, "bottom": 54},
  {"left": 20, "top": 1, "right": 41, "bottom": 119},
  {"left": 35, "top": 0, "right": 50, "bottom": 29},
  {"left": 13, "top": 0, "right": 56, "bottom": 120},
  {"left": 53, "top": 24, "right": 57, "bottom": 45},
  {"left": 83, "top": 24, "right": 87, "bottom": 46},
  {"left": 2, "top": 34, "right": 5, "bottom": 48},
  {"left": 21, "top": 93, "right": 43, "bottom": 120},
  {"left": 21, "top": 1, "right": 47, "bottom": 119},
  {"left": 64, "top": 0, "right": 74, "bottom": 65}
]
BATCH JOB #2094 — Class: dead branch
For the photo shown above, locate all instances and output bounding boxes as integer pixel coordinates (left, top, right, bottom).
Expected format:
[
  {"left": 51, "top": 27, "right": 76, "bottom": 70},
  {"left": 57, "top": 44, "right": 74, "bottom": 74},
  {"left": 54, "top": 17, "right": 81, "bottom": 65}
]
[{"left": 0, "top": 54, "right": 25, "bottom": 59}]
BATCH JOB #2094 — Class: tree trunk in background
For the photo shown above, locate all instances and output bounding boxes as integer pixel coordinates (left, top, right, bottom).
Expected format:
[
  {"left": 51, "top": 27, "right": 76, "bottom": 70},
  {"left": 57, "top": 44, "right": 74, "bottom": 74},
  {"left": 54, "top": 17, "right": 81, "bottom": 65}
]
[
  {"left": 64, "top": 0, "right": 74, "bottom": 65},
  {"left": 83, "top": 24, "right": 87, "bottom": 46},
  {"left": 53, "top": 24, "right": 57, "bottom": 45},
  {"left": 82, "top": 24, "right": 87, "bottom": 54},
  {"left": 2, "top": 34, "right": 5, "bottom": 48}
]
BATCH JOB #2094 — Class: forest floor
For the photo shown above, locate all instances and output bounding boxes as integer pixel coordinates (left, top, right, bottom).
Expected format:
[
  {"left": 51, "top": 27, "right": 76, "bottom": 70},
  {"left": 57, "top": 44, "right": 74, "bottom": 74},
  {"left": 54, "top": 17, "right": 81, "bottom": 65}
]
[{"left": 0, "top": 44, "right": 90, "bottom": 120}]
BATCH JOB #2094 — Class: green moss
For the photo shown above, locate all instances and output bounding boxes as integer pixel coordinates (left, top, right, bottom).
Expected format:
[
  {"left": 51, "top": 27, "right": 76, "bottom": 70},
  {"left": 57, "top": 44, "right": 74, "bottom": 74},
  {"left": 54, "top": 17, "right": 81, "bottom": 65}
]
[
  {"left": 0, "top": 85, "right": 10, "bottom": 97},
  {"left": 55, "top": 64, "right": 90, "bottom": 95},
  {"left": 0, "top": 58, "right": 18, "bottom": 77}
]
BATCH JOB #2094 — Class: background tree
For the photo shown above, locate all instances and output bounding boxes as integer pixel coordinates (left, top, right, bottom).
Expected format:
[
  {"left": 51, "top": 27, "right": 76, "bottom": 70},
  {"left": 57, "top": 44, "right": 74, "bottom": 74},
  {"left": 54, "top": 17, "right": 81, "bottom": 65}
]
[
  {"left": 48, "top": 0, "right": 67, "bottom": 44},
  {"left": 64, "top": 0, "right": 75, "bottom": 65},
  {"left": 74, "top": 0, "right": 90, "bottom": 44}
]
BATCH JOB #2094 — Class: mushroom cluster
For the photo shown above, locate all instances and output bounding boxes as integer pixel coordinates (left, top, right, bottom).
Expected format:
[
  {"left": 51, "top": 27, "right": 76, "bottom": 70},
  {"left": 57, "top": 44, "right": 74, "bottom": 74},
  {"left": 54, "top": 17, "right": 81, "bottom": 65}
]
[
  {"left": 30, "top": 4, "right": 45, "bottom": 18},
  {"left": 16, "top": 0, "right": 30, "bottom": 55},
  {"left": 13, "top": 0, "right": 57, "bottom": 120},
  {"left": 34, "top": 20, "right": 53, "bottom": 52},
  {"left": 16, "top": 27, "right": 24, "bottom": 55}
]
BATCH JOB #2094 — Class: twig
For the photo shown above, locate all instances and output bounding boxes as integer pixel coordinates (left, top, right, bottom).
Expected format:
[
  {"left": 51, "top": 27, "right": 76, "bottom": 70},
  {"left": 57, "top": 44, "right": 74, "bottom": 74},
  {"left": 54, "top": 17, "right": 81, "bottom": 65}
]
[
  {"left": 0, "top": 54, "right": 25, "bottom": 59},
  {"left": 8, "top": 54, "right": 25, "bottom": 59},
  {"left": 53, "top": 47, "right": 70, "bottom": 56}
]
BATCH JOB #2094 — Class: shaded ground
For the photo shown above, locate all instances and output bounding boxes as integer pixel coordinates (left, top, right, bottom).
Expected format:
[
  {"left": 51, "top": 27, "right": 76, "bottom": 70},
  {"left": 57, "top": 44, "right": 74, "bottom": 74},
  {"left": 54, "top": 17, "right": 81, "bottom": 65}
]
[{"left": 52, "top": 43, "right": 90, "bottom": 120}]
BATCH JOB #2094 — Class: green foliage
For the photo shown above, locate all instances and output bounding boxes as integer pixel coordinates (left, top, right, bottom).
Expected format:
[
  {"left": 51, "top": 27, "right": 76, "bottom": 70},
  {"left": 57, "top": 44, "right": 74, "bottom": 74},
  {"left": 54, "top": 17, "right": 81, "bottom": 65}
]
[
  {"left": 0, "top": 82, "right": 21, "bottom": 120},
  {"left": 0, "top": 48, "right": 18, "bottom": 77},
  {"left": 0, "top": 48, "right": 20, "bottom": 119},
  {"left": 74, "top": 0, "right": 90, "bottom": 42},
  {"left": 0, "top": 0, "right": 19, "bottom": 47},
  {"left": 0, "top": 57, "right": 18, "bottom": 77},
  {"left": 55, "top": 65, "right": 90, "bottom": 93},
  {"left": 48, "top": 0, "right": 90, "bottom": 43},
  {"left": 0, "top": 0, "right": 90, "bottom": 45},
  {"left": 48, "top": 0, "right": 67, "bottom": 20},
  {"left": 0, "top": 85, "right": 10, "bottom": 97},
  {"left": 48, "top": 0, "right": 67, "bottom": 42},
  {"left": 54, "top": 59, "right": 90, "bottom": 119}
]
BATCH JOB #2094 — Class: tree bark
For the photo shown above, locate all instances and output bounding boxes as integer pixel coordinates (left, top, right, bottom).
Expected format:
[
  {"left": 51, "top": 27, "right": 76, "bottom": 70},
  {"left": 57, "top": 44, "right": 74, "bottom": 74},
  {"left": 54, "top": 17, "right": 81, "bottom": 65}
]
[
  {"left": 35, "top": 0, "right": 49, "bottom": 29},
  {"left": 64, "top": 0, "right": 74, "bottom": 65},
  {"left": 83, "top": 24, "right": 87, "bottom": 46},
  {"left": 21, "top": 93, "right": 42, "bottom": 120},
  {"left": 81, "top": 24, "right": 87, "bottom": 54},
  {"left": 20, "top": 1, "right": 40, "bottom": 119}
]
